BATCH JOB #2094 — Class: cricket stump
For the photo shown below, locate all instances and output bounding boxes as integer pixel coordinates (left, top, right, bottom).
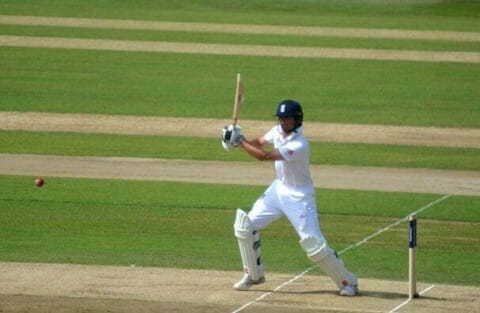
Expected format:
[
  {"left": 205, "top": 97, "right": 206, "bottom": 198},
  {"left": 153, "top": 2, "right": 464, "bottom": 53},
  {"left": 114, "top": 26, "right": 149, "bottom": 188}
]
[{"left": 409, "top": 214, "right": 419, "bottom": 299}]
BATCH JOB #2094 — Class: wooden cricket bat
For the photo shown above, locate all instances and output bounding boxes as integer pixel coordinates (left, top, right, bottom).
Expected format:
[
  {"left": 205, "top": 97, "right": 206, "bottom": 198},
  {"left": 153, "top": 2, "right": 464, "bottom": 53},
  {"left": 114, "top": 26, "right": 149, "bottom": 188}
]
[{"left": 232, "top": 73, "right": 244, "bottom": 126}]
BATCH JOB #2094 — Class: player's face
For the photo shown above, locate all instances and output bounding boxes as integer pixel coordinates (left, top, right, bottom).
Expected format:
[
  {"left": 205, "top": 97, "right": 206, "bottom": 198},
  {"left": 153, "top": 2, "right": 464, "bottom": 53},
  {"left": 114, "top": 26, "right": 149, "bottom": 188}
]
[{"left": 279, "top": 116, "right": 296, "bottom": 133}]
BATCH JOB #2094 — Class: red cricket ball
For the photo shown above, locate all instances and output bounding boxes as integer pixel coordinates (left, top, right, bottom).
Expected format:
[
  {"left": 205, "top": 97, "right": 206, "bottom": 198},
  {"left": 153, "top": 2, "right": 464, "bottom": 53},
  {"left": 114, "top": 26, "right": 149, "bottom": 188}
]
[{"left": 35, "top": 178, "right": 45, "bottom": 187}]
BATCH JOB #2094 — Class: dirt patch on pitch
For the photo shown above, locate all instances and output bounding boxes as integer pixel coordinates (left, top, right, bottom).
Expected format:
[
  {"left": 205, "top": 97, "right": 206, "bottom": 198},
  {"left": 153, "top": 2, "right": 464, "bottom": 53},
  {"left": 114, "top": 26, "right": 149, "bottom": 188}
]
[
  {"left": 1, "top": 15, "right": 480, "bottom": 63},
  {"left": 1, "top": 154, "right": 480, "bottom": 196},
  {"left": 1, "top": 112, "right": 480, "bottom": 196},
  {"left": 2, "top": 111, "right": 480, "bottom": 148},
  {"left": 2, "top": 35, "right": 480, "bottom": 63},
  {"left": 0, "top": 262, "right": 479, "bottom": 313},
  {"left": 2, "top": 15, "right": 479, "bottom": 42}
]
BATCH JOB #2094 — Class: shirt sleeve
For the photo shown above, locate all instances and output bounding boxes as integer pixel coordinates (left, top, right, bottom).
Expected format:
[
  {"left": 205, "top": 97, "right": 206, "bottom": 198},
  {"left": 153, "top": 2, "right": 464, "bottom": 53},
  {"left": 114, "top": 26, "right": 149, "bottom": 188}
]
[
  {"left": 278, "top": 140, "right": 305, "bottom": 162},
  {"left": 262, "top": 126, "right": 277, "bottom": 145}
]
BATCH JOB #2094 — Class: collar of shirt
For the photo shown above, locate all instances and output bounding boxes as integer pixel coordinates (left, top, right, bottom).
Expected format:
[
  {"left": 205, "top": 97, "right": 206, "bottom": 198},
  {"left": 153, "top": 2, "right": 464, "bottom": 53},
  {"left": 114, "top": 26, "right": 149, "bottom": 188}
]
[{"left": 276, "top": 124, "right": 303, "bottom": 142}]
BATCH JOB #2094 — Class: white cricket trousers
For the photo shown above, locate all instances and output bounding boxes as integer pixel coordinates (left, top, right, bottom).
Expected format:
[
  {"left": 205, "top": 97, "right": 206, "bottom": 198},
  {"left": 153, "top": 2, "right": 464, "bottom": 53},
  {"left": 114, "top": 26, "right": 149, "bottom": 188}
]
[{"left": 248, "top": 179, "right": 325, "bottom": 241}]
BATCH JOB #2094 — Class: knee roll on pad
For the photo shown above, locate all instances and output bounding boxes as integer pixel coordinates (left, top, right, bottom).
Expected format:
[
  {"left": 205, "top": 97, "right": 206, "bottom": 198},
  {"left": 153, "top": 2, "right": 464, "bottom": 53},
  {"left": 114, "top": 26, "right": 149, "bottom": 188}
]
[
  {"left": 234, "top": 209, "right": 264, "bottom": 280},
  {"left": 234, "top": 208, "right": 253, "bottom": 239},
  {"left": 300, "top": 236, "right": 357, "bottom": 288},
  {"left": 300, "top": 235, "right": 329, "bottom": 259}
]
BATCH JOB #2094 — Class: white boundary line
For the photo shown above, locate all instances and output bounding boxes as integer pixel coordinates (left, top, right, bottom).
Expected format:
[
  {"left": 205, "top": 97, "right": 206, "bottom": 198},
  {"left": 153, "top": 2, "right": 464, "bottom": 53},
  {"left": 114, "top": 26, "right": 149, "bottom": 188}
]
[
  {"left": 230, "top": 194, "right": 451, "bottom": 313},
  {"left": 388, "top": 284, "right": 436, "bottom": 313}
]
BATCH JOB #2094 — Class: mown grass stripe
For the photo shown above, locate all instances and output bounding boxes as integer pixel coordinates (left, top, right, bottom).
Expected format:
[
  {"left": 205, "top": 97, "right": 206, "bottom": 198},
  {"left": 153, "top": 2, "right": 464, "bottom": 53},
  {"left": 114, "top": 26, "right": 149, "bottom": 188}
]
[
  {"left": 2, "top": 35, "right": 480, "bottom": 63},
  {"left": 2, "top": 112, "right": 479, "bottom": 148},
  {"left": 1, "top": 15, "right": 479, "bottom": 42}
]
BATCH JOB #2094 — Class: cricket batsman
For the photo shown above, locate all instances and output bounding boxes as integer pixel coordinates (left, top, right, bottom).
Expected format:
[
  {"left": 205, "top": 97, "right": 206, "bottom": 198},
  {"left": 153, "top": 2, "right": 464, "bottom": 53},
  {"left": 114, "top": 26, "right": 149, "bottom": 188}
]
[{"left": 221, "top": 99, "right": 359, "bottom": 296}]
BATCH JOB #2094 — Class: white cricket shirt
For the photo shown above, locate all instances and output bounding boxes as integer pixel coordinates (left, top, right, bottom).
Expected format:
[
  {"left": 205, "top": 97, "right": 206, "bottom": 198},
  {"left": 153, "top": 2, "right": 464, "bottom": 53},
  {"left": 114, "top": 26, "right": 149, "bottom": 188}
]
[{"left": 263, "top": 125, "right": 314, "bottom": 191}]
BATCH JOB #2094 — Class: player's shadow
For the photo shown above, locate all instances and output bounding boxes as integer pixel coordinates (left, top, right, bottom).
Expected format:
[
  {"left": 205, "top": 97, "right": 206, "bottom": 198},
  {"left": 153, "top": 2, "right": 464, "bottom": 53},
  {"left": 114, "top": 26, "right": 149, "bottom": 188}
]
[{"left": 255, "top": 288, "right": 407, "bottom": 299}]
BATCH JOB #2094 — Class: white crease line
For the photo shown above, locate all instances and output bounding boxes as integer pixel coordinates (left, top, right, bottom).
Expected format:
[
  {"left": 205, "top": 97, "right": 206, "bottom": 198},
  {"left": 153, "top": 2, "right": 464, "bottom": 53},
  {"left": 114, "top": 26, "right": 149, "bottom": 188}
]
[
  {"left": 387, "top": 285, "right": 435, "bottom": 313},
  {"left": 230, "top": 195, "right": 451, "bottom": 313},
  {"left": 231, "top": 266, "right": 317, "bottom": 313},
  {"left": 339, "top": 194, "right": 451, "bottom": 255}
]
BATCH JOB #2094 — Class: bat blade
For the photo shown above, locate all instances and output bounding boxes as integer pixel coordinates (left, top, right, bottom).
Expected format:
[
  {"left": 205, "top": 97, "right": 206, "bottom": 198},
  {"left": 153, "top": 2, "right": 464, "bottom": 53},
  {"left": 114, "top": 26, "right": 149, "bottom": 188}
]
[{"left": 232, "top": 73, "right": 244, "bottom": 126}]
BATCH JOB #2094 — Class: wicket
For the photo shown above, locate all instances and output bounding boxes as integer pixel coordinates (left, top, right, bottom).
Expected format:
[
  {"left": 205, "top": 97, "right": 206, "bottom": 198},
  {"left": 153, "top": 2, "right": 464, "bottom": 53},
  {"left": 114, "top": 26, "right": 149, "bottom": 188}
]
[{"left": 408, "top": 214, "right": 419, "bottom": 299}]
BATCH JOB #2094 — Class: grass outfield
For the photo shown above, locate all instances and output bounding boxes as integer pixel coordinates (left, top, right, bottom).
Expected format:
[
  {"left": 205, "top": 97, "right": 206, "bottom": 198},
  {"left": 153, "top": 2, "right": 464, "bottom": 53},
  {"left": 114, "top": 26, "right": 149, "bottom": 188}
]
[
  {"left": 1, "top": 4, "right": 480, "bottom": 127},
  {"left": 1, "top": 47, "right": 479, "bottom": 127},
  {"left": 1, "top": 175, "right": 479, "bottom": 286},
  {"left": 0, "top": 0, "right": 479, "bottom": 293}
]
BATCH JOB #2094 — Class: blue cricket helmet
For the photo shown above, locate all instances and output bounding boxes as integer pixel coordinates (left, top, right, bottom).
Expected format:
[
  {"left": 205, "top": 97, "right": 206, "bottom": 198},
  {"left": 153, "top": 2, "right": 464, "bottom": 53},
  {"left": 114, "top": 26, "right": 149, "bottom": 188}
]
[
  {"left": 275, "top": 99, "right": 303, "bottom": 118},
  {"left": 275, "top": 99, "right": 303, "bottom": 130}
]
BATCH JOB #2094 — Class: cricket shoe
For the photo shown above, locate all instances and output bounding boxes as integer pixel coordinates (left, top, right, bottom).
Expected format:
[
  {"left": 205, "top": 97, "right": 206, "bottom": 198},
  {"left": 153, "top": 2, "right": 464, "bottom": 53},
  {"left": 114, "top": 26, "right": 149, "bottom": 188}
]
[
  {"left": 233, "top": 274, "right": 266, "bottom": 291},
  {"left": 340, "top": 284, "right": 359, "bottom": 296}
]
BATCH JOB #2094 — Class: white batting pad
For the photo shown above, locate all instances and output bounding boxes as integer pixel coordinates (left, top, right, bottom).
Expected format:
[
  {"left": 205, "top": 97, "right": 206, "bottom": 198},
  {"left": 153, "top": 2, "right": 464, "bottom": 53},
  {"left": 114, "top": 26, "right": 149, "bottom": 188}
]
[
  {"left": 300, "top": 236, "right": 357, "bottom": 288},
  {"left": 234, "top": 209, "right": 264, "bottom": 281}
]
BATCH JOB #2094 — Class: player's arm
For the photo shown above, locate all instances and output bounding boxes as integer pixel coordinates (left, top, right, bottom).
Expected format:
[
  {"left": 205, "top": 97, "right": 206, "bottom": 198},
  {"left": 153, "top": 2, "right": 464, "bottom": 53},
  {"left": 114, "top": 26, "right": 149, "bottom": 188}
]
[{"left": 239, "top": 137, "right": 284, "bottom": 161}]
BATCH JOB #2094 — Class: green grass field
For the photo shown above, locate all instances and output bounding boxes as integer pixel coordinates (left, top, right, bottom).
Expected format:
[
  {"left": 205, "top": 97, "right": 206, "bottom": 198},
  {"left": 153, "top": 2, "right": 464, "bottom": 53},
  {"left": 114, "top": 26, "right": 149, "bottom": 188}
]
[
  {"left": 1, "top": 131, "right": 479, "bottom": 171},
  {"left": 1, "top": 175, "right": 479, "bottom": 286},
  {"left": 0, "top": 0, "right": 479, "bottom": 289},
  {"left": 1, "top": 47, "right": 479, "bottom": 127}
]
